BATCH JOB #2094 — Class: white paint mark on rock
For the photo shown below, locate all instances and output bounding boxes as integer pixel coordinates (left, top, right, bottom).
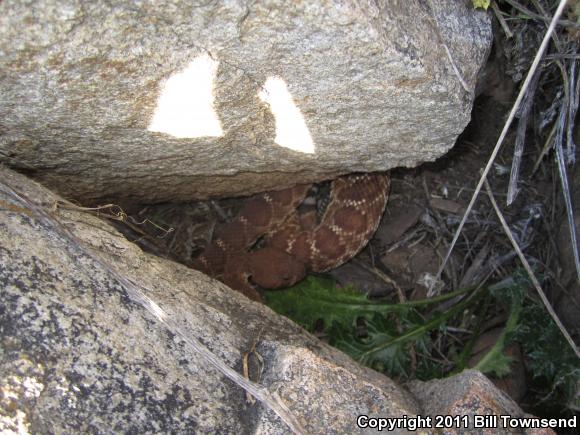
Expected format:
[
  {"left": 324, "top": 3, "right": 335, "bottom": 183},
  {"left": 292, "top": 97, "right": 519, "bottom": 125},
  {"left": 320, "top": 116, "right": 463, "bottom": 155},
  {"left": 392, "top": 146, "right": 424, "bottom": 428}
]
[
  {"left": 259, "top": 77, "right": 315, "bottom": 154},
  {"left": 149, "top": 54, "right": 223, "bottom": 139}
]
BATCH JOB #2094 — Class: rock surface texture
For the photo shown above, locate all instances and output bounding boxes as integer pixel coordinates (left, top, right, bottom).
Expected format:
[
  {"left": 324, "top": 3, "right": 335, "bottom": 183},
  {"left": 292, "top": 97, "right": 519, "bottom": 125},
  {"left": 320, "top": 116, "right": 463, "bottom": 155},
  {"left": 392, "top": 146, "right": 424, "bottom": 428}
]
[
  {"left": 407, "top": 370, "right": 556, "bottom": 435},
  {"left": 0, "top": 0, "right": 491, "bottom": 203},
  {"left": 0, "top": 167, "right": 420, "bottom": 433}
]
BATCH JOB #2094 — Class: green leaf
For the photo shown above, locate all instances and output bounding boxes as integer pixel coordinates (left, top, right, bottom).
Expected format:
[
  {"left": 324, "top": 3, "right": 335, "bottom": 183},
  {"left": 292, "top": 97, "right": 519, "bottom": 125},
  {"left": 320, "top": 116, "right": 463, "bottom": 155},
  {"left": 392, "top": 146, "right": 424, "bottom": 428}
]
[
  {"left": 348, "top": 291, "right": 483, "bottom": 373},
  {"left": 513, "top": 303, "right": 580, "bottom": 412},
  {"left": 473, "top": 321, "right": 518, "bottom": 377},
  {"left": 264, "top": 276, "right": 411, "bottom": 331},
  {"left": 330, "top": 313, "right": 415, "bottom": 377},
  {"left": 265, "top": 276, "right": 484, "bottom": 381},
  {"left": 471, "top": 278, "right": 524, "bottom": 377},
  {"left": 472, "top": 0, "right": 490, "bottom": 10},
  {"left": 264, "top": 276, "right": 474, "bottom": 332}
]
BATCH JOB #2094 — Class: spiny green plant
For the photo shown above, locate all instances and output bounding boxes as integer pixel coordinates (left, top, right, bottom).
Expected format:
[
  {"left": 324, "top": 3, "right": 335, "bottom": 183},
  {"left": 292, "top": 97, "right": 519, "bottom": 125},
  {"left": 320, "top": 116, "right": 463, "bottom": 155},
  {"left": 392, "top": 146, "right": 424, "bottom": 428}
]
[{"left": 264, "top": 273, "right": 579, "bottom": 415}]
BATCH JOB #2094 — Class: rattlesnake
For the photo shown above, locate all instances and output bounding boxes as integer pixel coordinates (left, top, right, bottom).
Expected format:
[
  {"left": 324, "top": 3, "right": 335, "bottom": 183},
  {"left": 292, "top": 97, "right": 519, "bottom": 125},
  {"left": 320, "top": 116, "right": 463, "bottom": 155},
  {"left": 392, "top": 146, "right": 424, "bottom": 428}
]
[{"left": 192, "top": 173, "right": 390, "bottom": 301}]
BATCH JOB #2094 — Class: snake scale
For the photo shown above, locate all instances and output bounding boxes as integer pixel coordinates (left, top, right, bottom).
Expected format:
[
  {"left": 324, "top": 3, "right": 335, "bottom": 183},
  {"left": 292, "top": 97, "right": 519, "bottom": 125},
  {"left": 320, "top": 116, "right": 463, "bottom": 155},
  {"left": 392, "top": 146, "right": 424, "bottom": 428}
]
[{"left": 192, "top": 173, "right": 390, "bottom": 301}]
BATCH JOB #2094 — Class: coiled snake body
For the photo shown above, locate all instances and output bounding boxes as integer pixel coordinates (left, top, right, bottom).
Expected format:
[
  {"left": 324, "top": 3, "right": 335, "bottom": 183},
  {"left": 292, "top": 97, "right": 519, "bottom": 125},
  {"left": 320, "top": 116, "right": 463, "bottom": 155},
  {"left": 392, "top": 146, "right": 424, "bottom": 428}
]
[{"left": 193, "top": 173, "right": 390, "bottom": 301}]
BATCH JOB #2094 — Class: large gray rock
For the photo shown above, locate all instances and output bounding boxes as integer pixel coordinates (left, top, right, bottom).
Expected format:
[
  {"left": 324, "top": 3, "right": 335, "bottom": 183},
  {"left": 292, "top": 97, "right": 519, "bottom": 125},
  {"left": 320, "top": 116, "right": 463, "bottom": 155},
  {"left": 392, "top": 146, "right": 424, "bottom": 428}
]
[
  {"left": 0, "top": 0, "right": 491, "bottom": 203},
  {"left": 0, "top": 166, "right": 419, "bottom": 433}
]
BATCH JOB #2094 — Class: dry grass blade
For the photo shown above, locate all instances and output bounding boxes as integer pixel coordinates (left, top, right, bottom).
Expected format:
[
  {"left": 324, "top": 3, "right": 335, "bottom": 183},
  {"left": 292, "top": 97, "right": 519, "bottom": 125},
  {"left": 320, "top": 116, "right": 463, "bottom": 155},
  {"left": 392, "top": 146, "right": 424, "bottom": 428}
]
[
  {"left": 458, "top": 243, "right": 490, "bottom": 288},
  {"left": 491, "top": 0, "right": 514, "bottom": 38},
  {"left": 507, "top": 71, "right": 540, "bottom": 205},
  {"left": 532, "top": 118, "right": 559, "bottom": 174},
  {"left": 56, "top": 201, "right": 175, "bottom": 238},
  {"left": 353, "top": 258, "right": 407, "bottom": 302},
  {"left": 549, "top": 56, "right": 580, "bottom": 283},
  {"left": 555, "top": 130, "right": 580, "bottom": 283},
  {"left": 434, "top": 0, "right": 570, "bottom": 289},
  {"left": 545, "top": 53, "right": 580, "bottom": 60},
  {"left": 503, "top": 0, "right": 580, "bottom": 29},
  {"left": 484, "top": 179, "right": 580, "bottom": 359},
  {"left": 0, "top": 179, "right": 307, "bottom": 435},
  {"left": 566, "top": 60, "right": 579, "bottom": 163}
]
